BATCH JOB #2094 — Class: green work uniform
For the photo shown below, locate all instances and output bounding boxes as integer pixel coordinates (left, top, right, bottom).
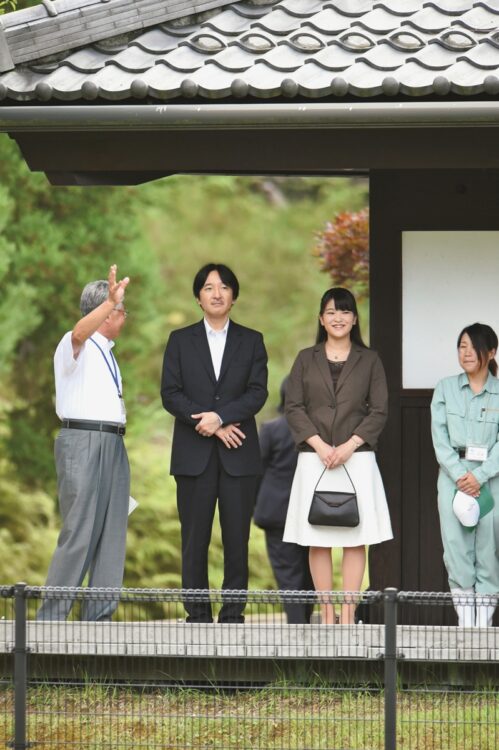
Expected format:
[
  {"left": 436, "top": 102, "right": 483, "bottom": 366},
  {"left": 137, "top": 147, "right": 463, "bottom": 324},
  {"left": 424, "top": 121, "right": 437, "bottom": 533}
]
[{"left": 431, "top": 372, "right": 499, "bottom": 594}]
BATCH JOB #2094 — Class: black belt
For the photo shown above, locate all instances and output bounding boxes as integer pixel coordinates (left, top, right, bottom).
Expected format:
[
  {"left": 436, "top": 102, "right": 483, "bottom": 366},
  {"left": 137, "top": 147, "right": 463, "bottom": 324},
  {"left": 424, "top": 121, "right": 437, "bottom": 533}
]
[
  {"left": 455, "top": 447, "right": 466, "bottom": 459},
  {"left": 61, "top": 419, "right": 126, "bottom": 436}
]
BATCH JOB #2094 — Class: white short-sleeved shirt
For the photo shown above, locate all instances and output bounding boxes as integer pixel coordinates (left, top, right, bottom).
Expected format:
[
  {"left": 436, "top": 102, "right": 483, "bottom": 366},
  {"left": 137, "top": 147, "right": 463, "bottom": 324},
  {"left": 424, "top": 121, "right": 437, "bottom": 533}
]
[{"left": 54, "top": 330, "right": 125, "bottom": 423}]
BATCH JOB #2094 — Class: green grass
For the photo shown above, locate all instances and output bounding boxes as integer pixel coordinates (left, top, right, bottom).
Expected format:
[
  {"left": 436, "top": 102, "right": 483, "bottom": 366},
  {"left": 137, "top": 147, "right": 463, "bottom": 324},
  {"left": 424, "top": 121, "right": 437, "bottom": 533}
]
[{"left": 0, "top": 684, "right": 496, "bottom": 749}]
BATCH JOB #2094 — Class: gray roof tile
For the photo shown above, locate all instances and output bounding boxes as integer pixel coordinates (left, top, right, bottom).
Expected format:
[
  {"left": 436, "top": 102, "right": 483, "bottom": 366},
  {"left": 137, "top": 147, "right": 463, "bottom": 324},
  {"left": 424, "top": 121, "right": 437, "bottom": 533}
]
[
  {"left": 204, "top": 44, "right": 257, "bottom": 71},
  {"left": 56, "top": 47, "right": 111, "bottom": 72},
  {"left": 327, "top": 1, "right": 373, "bottom": 15},
  {"left": 424, "top": 0, "right": 474, "bottom": 13},
  {"left": 378, "top": 0, "right": 430, "bottom": 12},
  {"left": 293, "top": 61, "right": 343, "bottom": 96},
  {"left": 360, "top": 40, "right": 410, "bottom": 68},
  {"left": 353, "top": 8, "right": 404, "bottom": 33},
  {"left": 446, "top": 56, "right": 499, "bottom": 91},
  {"left": 252, "top": 8, "right": 304, "bottom": 34},
  {"left": 403, "top": 8, "right": 456, "bottom": 33},
  {"left": 255, "top": 43, "right": 311, "bottom": 71},
  {"left": 308, "top": 43, "right": 359, "bottom": 70},
  {"left": 278, "top": 0, "right": 324, "bottom": 16},
  {"left": 203, "top": 8, "right": 258, "bottom": 35},
  {"left": 2, "top": 0, "right": 499, "bottom": 102},
  {"left": 396, "top": 60, "right": 438, "bottom": 94},
  {"left": 459, "top": 36, "right": 499, "bottom": 64},
  {"left": 457, "top": 6, "right": 499, "bottom": 31},
  {"left": 408, "top": 40, "right": 462, "bottom": 68},
  {"left": 160, "top": 44, "right": 214, "bottom": 73},
  {"left": 303, "top": 8, "right": 353, "bottom": 34},
  {"left": 133, "top": 29, "right": 190, "bottom": 53}
]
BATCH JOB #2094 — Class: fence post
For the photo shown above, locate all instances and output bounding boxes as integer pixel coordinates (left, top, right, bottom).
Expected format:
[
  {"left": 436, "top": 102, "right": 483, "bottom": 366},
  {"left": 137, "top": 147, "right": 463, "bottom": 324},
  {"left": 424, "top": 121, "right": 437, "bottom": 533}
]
[
  {"left": 12, "top": 582, "right": 28, "bottom": 750},
  {"left": 384, "top": 587, "right": 398, "bottom": 750}
]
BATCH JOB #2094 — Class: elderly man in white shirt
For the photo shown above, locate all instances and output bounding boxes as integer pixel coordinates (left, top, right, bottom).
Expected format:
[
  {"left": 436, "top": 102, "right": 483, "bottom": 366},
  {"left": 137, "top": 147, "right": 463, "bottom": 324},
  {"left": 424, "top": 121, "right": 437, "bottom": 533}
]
[{"left": 37, "top": 265, "right": 130, "bottom": 621}]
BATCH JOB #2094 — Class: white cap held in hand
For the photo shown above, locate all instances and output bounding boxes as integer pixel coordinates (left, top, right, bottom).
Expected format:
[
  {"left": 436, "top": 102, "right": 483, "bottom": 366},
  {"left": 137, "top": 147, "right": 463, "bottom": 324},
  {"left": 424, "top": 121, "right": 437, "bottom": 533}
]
[{"left": 453, "top": 491, "right": 480, "bottom": 527}]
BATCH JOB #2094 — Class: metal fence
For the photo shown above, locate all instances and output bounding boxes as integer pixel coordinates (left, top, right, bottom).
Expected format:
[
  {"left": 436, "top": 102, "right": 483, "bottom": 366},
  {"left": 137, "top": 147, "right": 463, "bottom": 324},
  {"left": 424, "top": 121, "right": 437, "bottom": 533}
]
[{"left": 0, "top": 585, "right": 497, "bottom": 750}]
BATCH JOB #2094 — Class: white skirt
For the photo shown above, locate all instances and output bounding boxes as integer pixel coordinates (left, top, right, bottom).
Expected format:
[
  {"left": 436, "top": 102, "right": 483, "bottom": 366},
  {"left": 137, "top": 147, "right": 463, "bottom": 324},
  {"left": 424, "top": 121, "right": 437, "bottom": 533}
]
[{"left": 283, "top": 452, "right": 393, "bottom": 547}]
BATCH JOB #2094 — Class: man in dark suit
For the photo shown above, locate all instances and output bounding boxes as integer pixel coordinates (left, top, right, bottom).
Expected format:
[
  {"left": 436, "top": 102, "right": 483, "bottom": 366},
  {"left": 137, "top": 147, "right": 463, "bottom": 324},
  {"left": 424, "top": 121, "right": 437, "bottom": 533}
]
[
  {"left": 254, "top": 378, "right": 314, "bottom": 624},
  {"left": 161, "top": 263, "right": 268, "bottom": 622}
]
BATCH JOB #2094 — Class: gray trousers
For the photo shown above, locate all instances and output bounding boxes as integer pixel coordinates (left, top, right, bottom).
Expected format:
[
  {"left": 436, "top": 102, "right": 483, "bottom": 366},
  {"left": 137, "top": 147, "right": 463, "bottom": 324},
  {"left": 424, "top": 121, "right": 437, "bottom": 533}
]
[{"left": 37, "top": 428, "right": 130, "bottom": 621}]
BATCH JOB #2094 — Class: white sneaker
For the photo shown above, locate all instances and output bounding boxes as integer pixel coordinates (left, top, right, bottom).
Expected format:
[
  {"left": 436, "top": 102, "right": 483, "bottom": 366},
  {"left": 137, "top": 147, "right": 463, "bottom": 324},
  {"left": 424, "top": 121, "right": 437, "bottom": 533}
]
[
  {"left": 451, "top": 588, "right": 475, "bottom": 627},
  {"left": 475, "top": 596, "right": 496, "bottom": 628}
]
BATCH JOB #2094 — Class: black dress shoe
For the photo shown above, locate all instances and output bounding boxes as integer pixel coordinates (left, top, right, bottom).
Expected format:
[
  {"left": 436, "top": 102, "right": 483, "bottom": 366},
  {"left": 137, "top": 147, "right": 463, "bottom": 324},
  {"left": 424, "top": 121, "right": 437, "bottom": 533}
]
[
  {"left": 218, "top": 615, "right": 245, "bottom": 624},
  {"left": 186, "top": 615, "right": 214, "bottom": 623}
]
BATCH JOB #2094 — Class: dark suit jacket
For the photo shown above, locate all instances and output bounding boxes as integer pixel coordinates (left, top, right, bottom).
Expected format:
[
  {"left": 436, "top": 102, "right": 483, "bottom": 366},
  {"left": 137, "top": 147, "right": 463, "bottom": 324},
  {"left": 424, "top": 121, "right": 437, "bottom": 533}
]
[
  {"left": 254, "top": 416, "right": 298, "bottom": 530},
  {"left": 161, "top": 319, "right": 268, "bottom": 477},
  {"left": 285, "top": 343, "right": 388, "bottom": 451}
]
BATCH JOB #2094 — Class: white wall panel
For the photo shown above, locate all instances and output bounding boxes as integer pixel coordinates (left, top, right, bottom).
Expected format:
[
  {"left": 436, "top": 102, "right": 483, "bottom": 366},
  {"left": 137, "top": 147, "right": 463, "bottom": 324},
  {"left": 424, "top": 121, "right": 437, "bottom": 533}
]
[{"left": 402, "top": 231, "right": 499, "bottom": 389}]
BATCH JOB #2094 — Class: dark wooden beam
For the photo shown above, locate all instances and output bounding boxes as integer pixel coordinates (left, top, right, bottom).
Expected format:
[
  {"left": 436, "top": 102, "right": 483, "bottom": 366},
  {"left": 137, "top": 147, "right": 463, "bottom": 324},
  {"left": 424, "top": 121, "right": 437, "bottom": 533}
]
[{"left": 10, "top": 126, "right": 499, "bottom": 185}]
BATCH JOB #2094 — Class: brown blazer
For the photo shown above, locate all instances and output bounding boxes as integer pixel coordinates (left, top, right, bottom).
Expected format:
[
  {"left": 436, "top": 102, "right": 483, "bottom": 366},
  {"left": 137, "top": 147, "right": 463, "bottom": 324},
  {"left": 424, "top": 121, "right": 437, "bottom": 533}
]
[{"left": 285, "top": 343, "right": 388, "bottom": 451}]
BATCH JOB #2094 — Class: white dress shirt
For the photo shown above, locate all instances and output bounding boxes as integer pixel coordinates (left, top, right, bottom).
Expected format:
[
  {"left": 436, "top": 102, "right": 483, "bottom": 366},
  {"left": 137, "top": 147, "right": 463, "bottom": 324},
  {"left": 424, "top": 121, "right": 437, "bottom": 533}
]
[
  {"left": 54, "top": 330, "right": 125, "bottom": 423},
  {"left": 204, "top": 318, "right": 229, "bottom": 380}
]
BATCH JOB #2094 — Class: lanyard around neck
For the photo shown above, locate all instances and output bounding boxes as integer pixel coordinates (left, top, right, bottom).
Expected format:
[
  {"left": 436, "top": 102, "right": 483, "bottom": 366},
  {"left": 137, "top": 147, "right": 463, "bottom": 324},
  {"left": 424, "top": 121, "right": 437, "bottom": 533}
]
[{"left": 89, "top": 337, "right": 122, "bottom": 398}]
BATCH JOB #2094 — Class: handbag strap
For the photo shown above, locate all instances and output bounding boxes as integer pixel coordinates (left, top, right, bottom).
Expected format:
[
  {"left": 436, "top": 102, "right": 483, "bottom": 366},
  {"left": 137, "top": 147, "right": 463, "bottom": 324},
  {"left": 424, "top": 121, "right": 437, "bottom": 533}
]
[{"left": 314, "top": 462, "right": 356, "bottom": 493}]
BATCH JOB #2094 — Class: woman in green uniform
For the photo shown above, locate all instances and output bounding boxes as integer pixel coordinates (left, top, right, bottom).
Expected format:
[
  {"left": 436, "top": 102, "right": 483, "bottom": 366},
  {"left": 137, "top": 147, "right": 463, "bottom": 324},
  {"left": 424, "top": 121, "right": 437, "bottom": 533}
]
[{"left": 431, "top": 323, "right": 499, "bottom": 627}]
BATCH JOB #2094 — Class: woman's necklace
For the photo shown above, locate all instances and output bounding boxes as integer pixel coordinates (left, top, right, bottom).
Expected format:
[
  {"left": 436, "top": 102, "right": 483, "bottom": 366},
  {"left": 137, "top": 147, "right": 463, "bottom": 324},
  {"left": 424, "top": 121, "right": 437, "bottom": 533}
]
[{"left": 326, "top": 343, "right": 351, "bottom": 361}]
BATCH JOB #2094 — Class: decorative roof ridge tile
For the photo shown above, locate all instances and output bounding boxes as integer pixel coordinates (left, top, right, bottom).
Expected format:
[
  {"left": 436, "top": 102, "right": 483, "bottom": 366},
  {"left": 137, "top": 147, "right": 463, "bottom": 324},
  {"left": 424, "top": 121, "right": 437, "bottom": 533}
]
[
  {"left": 0, "top": 0, "right": 235, "bottom": 72},
  {"left": 182, "top": 31, "right": 227, "bottom": 53},
  {"left": 383, "top": 30, "right": 426, "bottom": 51},
  {"left": 0, "top": 26, "right": 14, "bottom": 73},
  {"left": 231, "top": 31, "right": 276, "bottom": 52},
  {"left": 337, "top": 30, "right": 376, "bottom": 51},
  {"left": 1, "top": 0, "right": 113, "bottom": 28},
  {"left": 285, "top": 32, "right": 326, "bottom": 52},
  {"left": 438, "top": 28, "right": 477, "bottom": 49}
]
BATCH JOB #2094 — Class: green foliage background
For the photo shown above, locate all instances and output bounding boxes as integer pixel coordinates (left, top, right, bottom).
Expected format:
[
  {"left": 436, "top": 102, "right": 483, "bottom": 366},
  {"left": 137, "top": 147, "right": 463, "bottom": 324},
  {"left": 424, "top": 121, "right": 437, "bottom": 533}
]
[{"left": 0, "top": 134, "right": 368, "bottom": 591}]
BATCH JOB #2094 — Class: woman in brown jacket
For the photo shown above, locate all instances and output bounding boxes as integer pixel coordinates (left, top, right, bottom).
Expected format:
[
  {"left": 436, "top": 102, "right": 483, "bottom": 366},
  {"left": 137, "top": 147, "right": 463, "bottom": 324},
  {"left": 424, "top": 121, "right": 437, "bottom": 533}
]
[{"left": 283, "top": 288, "right": 392, "bottom": 624}]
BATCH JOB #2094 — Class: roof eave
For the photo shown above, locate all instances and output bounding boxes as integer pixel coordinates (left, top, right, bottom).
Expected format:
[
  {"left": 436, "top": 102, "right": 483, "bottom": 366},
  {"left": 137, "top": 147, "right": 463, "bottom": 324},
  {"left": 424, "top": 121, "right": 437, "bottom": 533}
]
[{"left": 2, "top": 101, "right": 499, "bottom": 133}]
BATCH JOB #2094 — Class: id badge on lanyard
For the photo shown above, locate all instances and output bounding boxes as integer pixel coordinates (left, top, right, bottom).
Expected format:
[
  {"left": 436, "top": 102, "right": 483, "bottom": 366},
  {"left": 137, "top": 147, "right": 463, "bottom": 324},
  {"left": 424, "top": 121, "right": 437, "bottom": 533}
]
[
  {"left": 90, "top": 337, "right": 126, "bottom": 423},
  {"left": 464, "top": 392, "right": 491, "bottom": 462},
  {"left": 465, "top": 444, "right": 488, "bottom": 461}
]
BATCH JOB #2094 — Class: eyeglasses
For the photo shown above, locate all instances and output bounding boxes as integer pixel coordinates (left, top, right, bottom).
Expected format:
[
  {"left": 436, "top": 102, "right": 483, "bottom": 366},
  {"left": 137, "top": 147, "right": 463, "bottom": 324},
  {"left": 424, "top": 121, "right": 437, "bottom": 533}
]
[{"left": 113, "top": 307, "right": 128, "bottom": 318}]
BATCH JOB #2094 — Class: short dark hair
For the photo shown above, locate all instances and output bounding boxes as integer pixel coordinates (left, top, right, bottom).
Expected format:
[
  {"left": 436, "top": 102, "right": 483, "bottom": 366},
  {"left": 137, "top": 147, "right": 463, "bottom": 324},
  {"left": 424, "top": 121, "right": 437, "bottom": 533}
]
[
  {"left": 457, "top": 323, "right": 498, "bottom": 377},
  {"left": 316, "top": 287, "right": 366, "bottom": 347},
  {"left": 192, "top": 263, "right": 240, "bottom": 300}
]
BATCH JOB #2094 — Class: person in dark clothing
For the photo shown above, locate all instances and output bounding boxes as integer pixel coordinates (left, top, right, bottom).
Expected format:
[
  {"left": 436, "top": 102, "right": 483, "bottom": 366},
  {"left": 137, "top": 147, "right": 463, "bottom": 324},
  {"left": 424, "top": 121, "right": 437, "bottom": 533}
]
[
  {"left": 254, "top": 377, "right": 314, "bottom": 624},
  {"left": 161, "top": 263, "right": 268, "bottom": 623}
]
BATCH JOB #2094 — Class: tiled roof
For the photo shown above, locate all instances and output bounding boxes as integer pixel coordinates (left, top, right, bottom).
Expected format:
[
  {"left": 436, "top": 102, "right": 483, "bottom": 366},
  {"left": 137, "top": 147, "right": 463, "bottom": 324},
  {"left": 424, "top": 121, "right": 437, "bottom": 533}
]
[{"left": 2, "top": 0, "right": 499, "bottom": 102}]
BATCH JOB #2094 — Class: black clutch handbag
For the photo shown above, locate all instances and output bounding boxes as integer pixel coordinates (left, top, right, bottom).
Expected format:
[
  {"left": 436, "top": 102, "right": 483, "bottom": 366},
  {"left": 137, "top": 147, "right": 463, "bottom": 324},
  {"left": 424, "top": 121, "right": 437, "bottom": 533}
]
[{"left": 308, "top": 464, "right": 359, "bottom": 527}]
